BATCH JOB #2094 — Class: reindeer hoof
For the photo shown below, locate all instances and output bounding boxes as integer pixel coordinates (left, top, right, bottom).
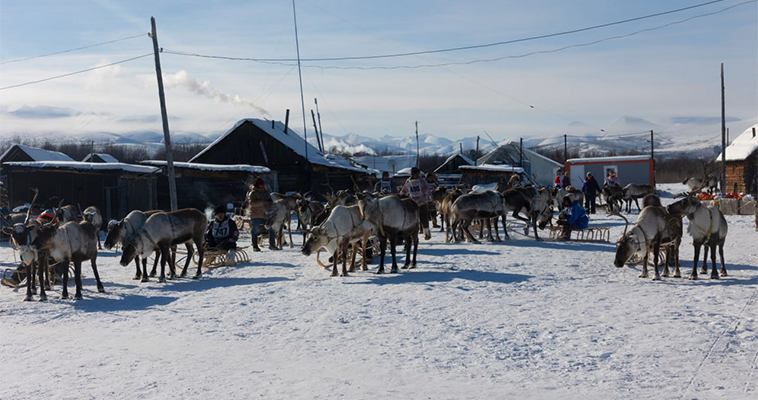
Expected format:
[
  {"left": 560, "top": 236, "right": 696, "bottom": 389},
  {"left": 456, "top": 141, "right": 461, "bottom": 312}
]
[
  {"left": 141, "top": 275, "right": 149, "bottom": 282},
  {"left": 638, "top": 274, "right": 648, "bottom": 278},
  {"left": 74, "top": 294, "right": 82, "bottom": 300},
  {"left": 132, "top": 275, "right": 141, "bottom": 280},
  {"left": 390, "top": 268, "right": 398, "bottom": 274},
  {"left": 720, "top": 270, "right": 728, "bottom": 277},
  {"left": 38, "top": 293, "right": 47, "bottom": 301},
  {"left": 339, "top": 273, "right": 348, "bottom": 277},
  {"left": 23, "top": 295, "right": 33, "bottom": 302},
  {"left": 401, "top": 264, "right": 410, "bottom": 269},
  {"left": 192, "top": 274, "right": 201, "bottom": 280},
  {"left": 97, "top": 286, "right": 105, "bottom": 293},
  {"left": 149, "top": 272, "right": 157, "bottom": 278},
  {"left": 700, "top": 267, "right": 708, "bottom": 275},
  {"left": 179, "top": 272, "right": 187, "bottom": 278},
  {"left": 673, "top": 273, "right": 681, "bottom": 278},
  {"left": 710, "top": 274, "right": 719, "bottom": 280},
  {"left": 653, "top": 276, "right": 661, "bottom": 281},
  {"left": 375, "top": 269, "right": 384, "bottom": 275},
  {"left": 688, "top": 274, "right": 697, "bottom": 280}
]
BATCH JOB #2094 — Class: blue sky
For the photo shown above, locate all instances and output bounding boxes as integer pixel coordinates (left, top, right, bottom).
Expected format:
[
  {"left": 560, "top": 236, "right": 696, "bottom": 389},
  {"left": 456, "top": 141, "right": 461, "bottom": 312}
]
[{"left": 0, "top": 0, "right": 756, "bottom": 142}]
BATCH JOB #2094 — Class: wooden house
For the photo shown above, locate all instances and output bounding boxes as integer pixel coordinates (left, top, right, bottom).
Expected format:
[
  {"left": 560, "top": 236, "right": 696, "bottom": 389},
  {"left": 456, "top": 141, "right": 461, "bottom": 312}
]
[
  {"left": 190, "top": 119, "right": 373, "bottom": 194},
  {"left": 1, "top": 161, "right": 159, "bottom": 222},
  {"left": 566, "top": 155, "right": 654, "bottom": 187},
  {"left": 477, "top": 142, "right": 562, "bottom": 187},
  {"left": 434, "top": 153, "right": 473, "bottom": 186},
  {"left": 460, "top": 164, "right": 524, "bottom": 187},
  {"left": 717, "top": 124, "right": 758, "bottom": 195},
  {"left": 82, "top": 153, "right": 119, "bottom": 163},
  {"left": 141, "top": 161, "right": 274, "bottom": 211}
]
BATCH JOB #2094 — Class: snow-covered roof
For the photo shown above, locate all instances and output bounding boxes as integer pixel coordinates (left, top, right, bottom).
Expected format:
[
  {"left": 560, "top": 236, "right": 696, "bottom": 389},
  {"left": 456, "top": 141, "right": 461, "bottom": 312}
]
[
  {"left": 82, "top": 153, "right": 119, "bottom": 163},
  {"left": 141, "top": 160, "right": 270, "bottom": 174},
  {"left": 2, "top": 161, "right": 160, "bottom": 174},
  {"left": 566, "top": 155, "right": 651, "bottom": 164},
  {"left": 460, "top": 164, "right": 524, "bottom": 173},
  {"left": 190, "top": 118, "right": 371, "bottom": 173},
  {"left": 0, "top": 144, "right": 74, "bottom": 162},
  {"left": 717, "top": 124, "right": 758, "bottom": 161}
]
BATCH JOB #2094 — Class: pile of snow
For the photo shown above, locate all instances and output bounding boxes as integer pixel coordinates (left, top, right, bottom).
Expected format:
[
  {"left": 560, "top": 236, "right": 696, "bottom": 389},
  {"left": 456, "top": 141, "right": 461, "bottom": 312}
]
[
  {"left": 2, "top": 161, "right": 159, "bottom": 174},
  {"left": 1, "top": 183, "right": 756, "bottom": 399},
  {"left": 141, "top": 160, "right": 270, "bottom": 174}
]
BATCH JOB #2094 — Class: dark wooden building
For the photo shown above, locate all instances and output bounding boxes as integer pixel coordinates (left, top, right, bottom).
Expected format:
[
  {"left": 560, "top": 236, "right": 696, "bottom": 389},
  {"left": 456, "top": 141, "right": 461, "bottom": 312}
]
[
  {"left": 2, "top": 161, "right": 158, "bottom": 222},
  {"left": 190, "top": 119, "right": 372, "bottom": 194},
  {"left": 141, "top": 161, "right": 275, "bottom": 211},
  {"left": 718, "top": 125, "right": 758, "bottom": 195},
  {"left": 460, "top": 164, "right": 523, "bottom": 187},
  {"left": 82, "top": 153, "right": 119, "bottom": 163},
  {"left": 434, "top": 153, "right": 473, "bottom": 186}
]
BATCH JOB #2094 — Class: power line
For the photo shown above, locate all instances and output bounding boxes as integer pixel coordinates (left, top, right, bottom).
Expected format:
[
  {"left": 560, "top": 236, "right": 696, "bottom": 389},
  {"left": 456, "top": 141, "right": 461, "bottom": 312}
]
[
  {"left": 162, "top": 0, "right": 755, "bottom": 71},
  {"left": 0, "top": 53, "right": 152, "bottom": 91},
  {"left": 0, "top": 33, "right": 147, "bottom": 65},
  {"left": 166, "top": 0, "right": 730, "bottom": 63}
]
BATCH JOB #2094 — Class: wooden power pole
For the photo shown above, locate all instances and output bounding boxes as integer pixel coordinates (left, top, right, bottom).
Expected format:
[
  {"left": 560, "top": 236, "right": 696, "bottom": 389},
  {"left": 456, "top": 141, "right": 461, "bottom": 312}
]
[
  {"left": 415, "top": 121, "right": 420, "bottom": 168},
  {"left": 650, "top": 130, "right": 655, "bottom": 185},
  {"left": 150, "top": 16, "right": 177, "bottom": 211},
  {"left": 721, "top": 63, "right": 726, "bottom": 195}
]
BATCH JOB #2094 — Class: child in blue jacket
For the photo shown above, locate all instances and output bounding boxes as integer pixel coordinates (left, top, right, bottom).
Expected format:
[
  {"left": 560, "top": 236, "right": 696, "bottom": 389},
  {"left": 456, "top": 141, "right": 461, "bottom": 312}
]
[{"left": 558, "top": 196, "right": 589, "bottom": 239}]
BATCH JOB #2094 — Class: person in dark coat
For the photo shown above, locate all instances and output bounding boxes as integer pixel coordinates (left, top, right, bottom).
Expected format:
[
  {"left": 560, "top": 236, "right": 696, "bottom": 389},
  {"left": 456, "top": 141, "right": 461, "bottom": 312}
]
[
  {"left": 206, "top": 204, "right": 240, "bottom": 265},
  {"left": 374, "top": 171, "right": 396, "bottom": 194},
  {"left": 582, "top": 172, "right": 602, "bottom": 214}
]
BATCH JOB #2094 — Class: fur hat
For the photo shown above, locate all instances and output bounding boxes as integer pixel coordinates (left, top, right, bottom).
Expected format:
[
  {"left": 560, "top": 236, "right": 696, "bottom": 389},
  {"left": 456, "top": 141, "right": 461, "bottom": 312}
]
[{"left": 214, "top": 205, "right": 226, "bottom": 215}]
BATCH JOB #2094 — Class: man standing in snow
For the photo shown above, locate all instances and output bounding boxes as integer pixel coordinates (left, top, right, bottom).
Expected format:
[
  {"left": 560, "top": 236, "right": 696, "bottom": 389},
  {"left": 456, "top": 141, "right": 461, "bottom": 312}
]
[
  {"left": 582, "top": 172, "right": 602, "bottom": 214},
  {"left": 206, "top": 205, "right": 239, "bottom": 266},
  {"left": 400, "top": 167, "right": 432, "bottom": 240},
  {"left": 247, "top": 178, "right": 275, "bottom": 251}
]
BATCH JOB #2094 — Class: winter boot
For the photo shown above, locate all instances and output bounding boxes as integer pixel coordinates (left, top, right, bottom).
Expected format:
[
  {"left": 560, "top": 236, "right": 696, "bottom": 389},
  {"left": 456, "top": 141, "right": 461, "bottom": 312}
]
[{"left": 225, "top": 249, "right": 237, "bottom": 266}]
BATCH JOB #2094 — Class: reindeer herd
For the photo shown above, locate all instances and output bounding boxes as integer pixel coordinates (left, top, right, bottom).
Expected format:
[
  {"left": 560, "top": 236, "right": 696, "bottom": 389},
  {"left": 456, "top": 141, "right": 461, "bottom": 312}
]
[{"left": 0, "top": 173, "right": 736, "bottom": 302}]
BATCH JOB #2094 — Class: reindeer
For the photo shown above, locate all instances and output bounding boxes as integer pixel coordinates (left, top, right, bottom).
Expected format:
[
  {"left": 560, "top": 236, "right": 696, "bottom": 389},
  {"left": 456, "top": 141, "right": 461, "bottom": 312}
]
[
  {"left": 602, "top": 185, "right": 624, "bottom": 213},
  {"left": 334, "top": 189, "right": 357, "bottom": 207},
  {"left": 24, "top": 219, "right": 103, "bottom": 300},
  {"left": 450, "top": 191, "right": 504, "bottom": 243},
  {"left": 551, "top": 186, "right": 584, "bottom": 209},
  {"left": 265, "top": 199, "right": 294, "bottom": 250},
  {"left": 640, "top": 195, "right": 684, "bottom": 277},
  {"left": 119, "top": 209, "right": 206, "bottom": 281},
  {"left": 301, "top": 205, "right": 377, "bottom": 276},
  {"left": 500, "top": 188, "right": 553, "bottom": 241},
  {"left": 440, "top": 187, "right": 464, "bottom": 241},
  {"left": 667, "top": 196, "right": 728, "bottom": 279},
  {"left": 105, "top": 210, "right": 192, "bottom": 282},
  {"left": 683, "top": 160, "right": 719, "bottom": 194},
  {"left": 622, "top": 184, "right": 656, "bottom": 213},
  {"left": 430, "top": 186, "right": 449, "bottom": 228},
  {"left": 357, "top": 193, "right": 419, "bottom": 274},
  {"left": 612, "top": 206, "right": 669, "bottom": 280},
  {"left": 82, "top": 206, "right": 103, "bottom": 249},
  {"left": 55, "top": 204, "right": 81, "bottom": 223}
]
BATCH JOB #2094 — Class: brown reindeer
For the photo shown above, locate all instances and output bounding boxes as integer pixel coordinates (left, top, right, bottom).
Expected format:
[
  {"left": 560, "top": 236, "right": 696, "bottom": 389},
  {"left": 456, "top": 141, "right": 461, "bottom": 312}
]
[
  {"left": 120, "top": 209, "right": 206, "bottom": 281},
  {"left": 25, "top": 220, "right": 103, "bottom": 300},
  {"left": 357, "top": 193, "right": 419, "bottom": 274},
  {"left": 450, "top": 191, "right": 504, "bottom": 243}
]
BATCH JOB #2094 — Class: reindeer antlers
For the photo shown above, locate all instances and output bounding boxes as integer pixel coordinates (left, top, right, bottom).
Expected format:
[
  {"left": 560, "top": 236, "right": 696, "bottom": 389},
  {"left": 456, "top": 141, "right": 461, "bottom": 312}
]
[
  {"left": 24, "top": 188, "right": 39, "bottom": 224},
  {"left": 610, "top": 211, "right": 630, "bottom": 236}
]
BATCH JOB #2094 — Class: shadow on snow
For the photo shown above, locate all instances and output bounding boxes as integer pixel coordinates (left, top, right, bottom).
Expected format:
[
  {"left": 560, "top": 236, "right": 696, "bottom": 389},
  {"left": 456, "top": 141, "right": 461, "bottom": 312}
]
[{"left": 344, "top": 269, "right": 531, "bottom": 286}]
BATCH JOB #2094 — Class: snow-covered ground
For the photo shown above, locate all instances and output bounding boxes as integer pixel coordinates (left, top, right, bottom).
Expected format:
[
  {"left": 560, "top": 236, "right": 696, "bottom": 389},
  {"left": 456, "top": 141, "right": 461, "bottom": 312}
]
[{"left": 1, "top": 184, "right": 756, "bottom": 399}]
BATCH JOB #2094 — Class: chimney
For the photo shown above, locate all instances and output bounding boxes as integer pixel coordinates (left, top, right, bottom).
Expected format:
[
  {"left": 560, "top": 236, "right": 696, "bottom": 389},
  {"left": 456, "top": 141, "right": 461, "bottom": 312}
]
[
  {"left": 284, "top": 109, "right": 290, "bottom": 134},
  {"left": 271, "top": 120, "right": 275, "bottom": 129},
  {"left": 753, "top": 127, "right": 756, "bottom": 138}
]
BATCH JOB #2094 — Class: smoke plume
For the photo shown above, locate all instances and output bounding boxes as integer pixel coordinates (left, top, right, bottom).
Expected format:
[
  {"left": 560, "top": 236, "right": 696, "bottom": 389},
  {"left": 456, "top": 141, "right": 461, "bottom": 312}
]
[{"left": 162, "top": 70, "right": 270, "bottom": 117}]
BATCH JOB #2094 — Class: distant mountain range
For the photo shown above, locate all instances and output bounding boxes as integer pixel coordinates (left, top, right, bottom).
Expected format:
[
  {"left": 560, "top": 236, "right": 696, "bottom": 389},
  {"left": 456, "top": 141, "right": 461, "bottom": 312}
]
[{"left": 2, "top": 106, "right": 755, "bottom": 160}]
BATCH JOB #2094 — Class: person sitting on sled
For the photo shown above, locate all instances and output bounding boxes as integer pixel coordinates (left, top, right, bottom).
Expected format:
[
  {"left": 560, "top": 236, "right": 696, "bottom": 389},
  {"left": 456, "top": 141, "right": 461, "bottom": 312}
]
[
  {"left": 205, "top": 205, "right": 239, "bottom": 266},
  {"left": 557, "top": 196, "right": 589, "bottom": 240}
]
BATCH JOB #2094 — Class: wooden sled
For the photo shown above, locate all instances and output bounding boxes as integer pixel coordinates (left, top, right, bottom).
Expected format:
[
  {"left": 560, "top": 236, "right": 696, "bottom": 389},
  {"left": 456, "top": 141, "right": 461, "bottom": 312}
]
[
  {"left": 194, "top": 246, "right": 251, "bottom": 269},
  {"left": 547, "top": 225, "right": 610, "bottom": 242}
]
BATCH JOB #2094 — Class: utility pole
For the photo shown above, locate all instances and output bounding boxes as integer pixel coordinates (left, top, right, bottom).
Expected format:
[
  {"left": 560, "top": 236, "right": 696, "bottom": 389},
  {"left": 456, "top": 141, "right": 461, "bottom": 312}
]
[
  {"left": 563, "top": 134, "right": 568, "bottom": 165},
  {"left": 475, "top": 136, "right": 480, "bottom": 166},
  {"left": 721, "top": 63, "right": 726, "bottom": 195},
  {"left": 311, "top": 110, "right": 322, "bottom": 152},
  {"left": 150, "top": 16, "right": 177, "bottom": 211},
  {"left": 415, "top": 121, "right": 420, "bottom": 168},
  {"left": 650, "top": 130, "right": 655, "bottom": 186},
  {"left": 315, "top": 98, "right": 324, "bottom": 153},
  {"left": 519, "top": 137, "right": 523, "bottom": 167},
  {"left": 292, "top": 0, "right": 309, "bottom": 190}
]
